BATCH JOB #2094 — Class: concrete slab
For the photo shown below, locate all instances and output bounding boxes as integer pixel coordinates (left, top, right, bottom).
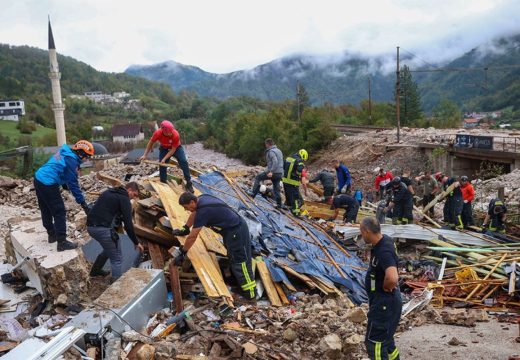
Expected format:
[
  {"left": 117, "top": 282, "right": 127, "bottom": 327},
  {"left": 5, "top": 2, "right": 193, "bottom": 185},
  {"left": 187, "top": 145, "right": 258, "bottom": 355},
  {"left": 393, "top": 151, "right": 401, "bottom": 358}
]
[{"left": 8, "top": 218, "right": 90, "bottom": 304}]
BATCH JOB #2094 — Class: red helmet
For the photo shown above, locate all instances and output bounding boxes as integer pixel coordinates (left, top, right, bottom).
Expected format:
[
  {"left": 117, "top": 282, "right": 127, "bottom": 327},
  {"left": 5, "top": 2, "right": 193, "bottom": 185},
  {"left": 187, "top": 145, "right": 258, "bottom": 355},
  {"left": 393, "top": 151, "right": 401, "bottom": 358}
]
[
  {"left": 72, "top": 140, "right": 94, "bottom": 157},
  {"left": 160, "top": 120, "right": 174, "bottom": 131},
  {"left": 434, "top": 172, "right": 443, "bottom": 181}
]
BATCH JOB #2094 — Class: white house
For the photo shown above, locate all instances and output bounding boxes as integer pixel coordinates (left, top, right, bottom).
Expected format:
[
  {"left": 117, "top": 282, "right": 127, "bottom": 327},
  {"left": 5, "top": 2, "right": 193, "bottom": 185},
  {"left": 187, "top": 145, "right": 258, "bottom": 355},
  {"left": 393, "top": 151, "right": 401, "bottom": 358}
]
[{"left": 0, "top": 99, "right": 25, "bottom": 121}]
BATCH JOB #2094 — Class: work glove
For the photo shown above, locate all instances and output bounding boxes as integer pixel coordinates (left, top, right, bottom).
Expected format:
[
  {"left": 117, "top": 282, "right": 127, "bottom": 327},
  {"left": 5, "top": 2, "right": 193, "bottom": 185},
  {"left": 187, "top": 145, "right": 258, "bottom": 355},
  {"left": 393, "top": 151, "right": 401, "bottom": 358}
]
[
  {"left": 172, "top": 224, "right": 190, "bottom": 237},
  {"left": 340, "top": 185, "right": 347, "bottom": 194},
  {"left": 81, "top": 202, "right": 91, "bottom": 215},
  {"left": 172, "top": 247, "right": 187, "bottom": 266}
]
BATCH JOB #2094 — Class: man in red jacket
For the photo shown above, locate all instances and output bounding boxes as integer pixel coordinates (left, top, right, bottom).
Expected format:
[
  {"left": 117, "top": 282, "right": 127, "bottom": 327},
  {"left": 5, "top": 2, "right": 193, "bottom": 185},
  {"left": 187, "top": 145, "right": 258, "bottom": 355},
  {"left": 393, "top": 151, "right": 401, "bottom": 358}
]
[
  {"left": 460, "top": 175, "right": 475, "bottom": 228},
  {"left": 139, "top": 120, "right": 193, "bottom": 192},
  {"left": 374, "top": 168, "right": 393, "bottom": 200}
]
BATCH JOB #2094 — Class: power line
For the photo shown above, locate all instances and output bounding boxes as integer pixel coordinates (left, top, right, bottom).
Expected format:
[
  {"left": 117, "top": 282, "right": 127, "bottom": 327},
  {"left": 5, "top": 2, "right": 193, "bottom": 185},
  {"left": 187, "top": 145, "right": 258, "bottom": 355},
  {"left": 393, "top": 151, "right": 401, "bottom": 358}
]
[{"left": 399, "top": 47, "right": 440, "bottom": 70}]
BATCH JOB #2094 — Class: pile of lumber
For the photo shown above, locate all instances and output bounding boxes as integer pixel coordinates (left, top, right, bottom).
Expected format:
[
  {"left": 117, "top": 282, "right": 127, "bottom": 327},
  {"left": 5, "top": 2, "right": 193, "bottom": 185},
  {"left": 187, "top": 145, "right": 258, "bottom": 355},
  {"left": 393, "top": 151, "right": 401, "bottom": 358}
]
[{"left": 420, "top": 238, "right": 519, "bottom": 308}]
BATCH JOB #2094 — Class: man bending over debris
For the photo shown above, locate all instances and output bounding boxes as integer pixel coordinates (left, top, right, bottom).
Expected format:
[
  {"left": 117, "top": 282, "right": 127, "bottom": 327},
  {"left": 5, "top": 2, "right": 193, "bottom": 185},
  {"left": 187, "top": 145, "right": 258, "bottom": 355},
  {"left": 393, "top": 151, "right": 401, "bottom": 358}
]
[
  {"left": 482, "top": 198, "right": 507, "bottom": 234},
  {"left": 139, "top": 120, "right": 194, "bottom": 192},
  {"left": 328, "top": 194, "right": 359, "bottom": 223},
  {"left": 34, "top": 140, "right": 94, "bottom": 251},
  {"left": 385, "top": 177, "right": 414, "bottom": 225},
  {"left": 249, "top": 138, "right": 284, "bottom": 208},
  {"left": 360, "top": 217, "right": 401, "bottom": 360},
  {"left": 173, "top": 192, "right": 257, "bottom": 300},
  {"left": 309, "top": 168, "right": 335, "bottom": 203},
  {"left": 87, "top": 182, "right": 144, "bottom": 280}
]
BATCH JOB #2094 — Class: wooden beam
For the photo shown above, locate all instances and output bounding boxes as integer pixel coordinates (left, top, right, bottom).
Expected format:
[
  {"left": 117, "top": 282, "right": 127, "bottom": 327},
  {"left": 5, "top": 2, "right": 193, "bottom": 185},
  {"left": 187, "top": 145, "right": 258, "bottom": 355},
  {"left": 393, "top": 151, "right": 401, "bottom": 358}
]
[
  {"left": 273, "top": 282, "right": 290, "bottom": 305},
  {"left": 256, "top": 258, "right": 282, "bottom": 307},
  {"left": 422, "top": 183, "right": 456, "bottom": 214},
  {"left": 148, "top": 242, "right": 166, "bottom": 269},
  {"left": 168, "top": 261, "right": 184, "bottom": 313},
  {"left": 134, "top": 223, "right": 177, "bottom": 248},
  {"left": 96, "top": 171, "right": 122, "bottom": 187}
]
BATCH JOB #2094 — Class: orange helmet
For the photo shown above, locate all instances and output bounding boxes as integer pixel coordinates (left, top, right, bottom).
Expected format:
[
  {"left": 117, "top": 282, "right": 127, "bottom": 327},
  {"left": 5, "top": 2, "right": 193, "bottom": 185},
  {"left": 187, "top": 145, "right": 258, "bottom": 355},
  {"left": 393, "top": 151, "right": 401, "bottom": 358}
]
[{"left": 72, "top": 140, "right": 95, "bottom": 157}]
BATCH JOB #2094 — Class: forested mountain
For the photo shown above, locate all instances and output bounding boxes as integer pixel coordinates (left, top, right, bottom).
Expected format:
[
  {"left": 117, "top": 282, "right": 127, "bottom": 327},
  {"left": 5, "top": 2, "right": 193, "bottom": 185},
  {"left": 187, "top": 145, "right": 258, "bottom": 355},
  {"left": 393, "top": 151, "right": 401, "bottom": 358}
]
[{"left": 126, "top": 34, "right": 520, "bottom": 112}]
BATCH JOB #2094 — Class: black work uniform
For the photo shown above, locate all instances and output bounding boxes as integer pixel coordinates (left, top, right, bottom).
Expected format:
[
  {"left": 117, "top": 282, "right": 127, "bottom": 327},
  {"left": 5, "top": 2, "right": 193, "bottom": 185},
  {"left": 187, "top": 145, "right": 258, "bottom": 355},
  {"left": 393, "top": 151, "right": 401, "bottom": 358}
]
[
  {"left": 443, "top": 178, "right": 463, "bottom": 229},
  {"left": 389, "top": 182, "right": 413, "bottom": 224},
  {"left": 332, "top": 195, "right": 359, "bottom": 223},
  {"left": 488, "top": 199, "right": 507, "bottom": 233},
  {"left": 194, "top": 195, "right": 256, "bottom": 299},
  {"left": 309, "top": 171, "right": 335, "bottom": 201},
  {"left": 365, "top": 234, "right": 402, "bottom": 360},
  {"left": 87, "top": 187, "right": 140, "bottom": 279},
  {"left": 282, "top": 153, "right": 305, "bottom": 216}
]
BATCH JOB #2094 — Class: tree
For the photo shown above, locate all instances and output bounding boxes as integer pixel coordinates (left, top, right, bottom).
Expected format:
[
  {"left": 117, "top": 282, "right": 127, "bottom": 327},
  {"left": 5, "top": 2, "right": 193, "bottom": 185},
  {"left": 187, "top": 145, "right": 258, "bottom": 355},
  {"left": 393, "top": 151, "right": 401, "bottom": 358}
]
[
  {"left": 399, "top": 65, "right": 423, "bottom": 126},
  {"left": 432, "top": 99, "right": 461, "bottom": 128},
  {"left": 295, "top": 81, "right": 310, "bottom": 121}
]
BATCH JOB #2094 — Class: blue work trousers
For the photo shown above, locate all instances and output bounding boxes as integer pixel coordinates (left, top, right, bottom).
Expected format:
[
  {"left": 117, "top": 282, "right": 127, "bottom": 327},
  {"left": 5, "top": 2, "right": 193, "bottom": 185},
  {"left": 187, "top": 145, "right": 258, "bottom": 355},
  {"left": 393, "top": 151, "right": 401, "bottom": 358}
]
[
  {"left": 159, "top": 146, "right": 191, "bottom": 184},
  {"left": 87, "top": 226, "right": 123, "bottom": 279},
  {"left": 34, "top": 178, "right": 67, "bottom": 238}
]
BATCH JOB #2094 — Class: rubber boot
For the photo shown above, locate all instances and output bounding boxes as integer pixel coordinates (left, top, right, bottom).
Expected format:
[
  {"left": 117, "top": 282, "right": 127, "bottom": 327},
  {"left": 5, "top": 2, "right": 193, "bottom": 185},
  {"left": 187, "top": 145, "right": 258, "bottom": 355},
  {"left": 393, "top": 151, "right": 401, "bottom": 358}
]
[
  {"left": 90, "top": 254, "right": 110, "bottom": 277},
  {"left": 56, "top": 236, "right": 78, "bottom": 252}
]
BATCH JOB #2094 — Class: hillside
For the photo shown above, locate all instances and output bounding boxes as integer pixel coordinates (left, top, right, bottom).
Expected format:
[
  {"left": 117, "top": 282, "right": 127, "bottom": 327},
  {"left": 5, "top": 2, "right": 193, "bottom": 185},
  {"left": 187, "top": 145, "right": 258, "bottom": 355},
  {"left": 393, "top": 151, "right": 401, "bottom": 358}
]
[
  {"left": 126, "top": 34, "right": 520, "bottom": 112},
  {"left": 0, "top": 44, "right": 193, "bottom": 145}
]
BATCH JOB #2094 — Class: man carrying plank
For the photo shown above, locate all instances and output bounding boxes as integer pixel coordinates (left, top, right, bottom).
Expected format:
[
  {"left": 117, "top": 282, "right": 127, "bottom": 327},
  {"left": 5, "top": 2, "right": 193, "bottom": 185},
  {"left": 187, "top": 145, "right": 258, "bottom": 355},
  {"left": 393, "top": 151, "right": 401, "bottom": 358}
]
[{"left": 172, "top": 192, "right": 257, "bottom": 300}]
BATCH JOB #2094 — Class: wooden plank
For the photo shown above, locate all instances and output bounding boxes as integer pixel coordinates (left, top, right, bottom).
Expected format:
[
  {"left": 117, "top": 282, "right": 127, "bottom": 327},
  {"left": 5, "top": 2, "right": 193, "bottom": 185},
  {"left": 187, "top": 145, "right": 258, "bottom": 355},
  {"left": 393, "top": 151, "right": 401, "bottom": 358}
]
[
  {"left": 134, "top": 223, "right": 177, "bottom": 248},
  {"left": 414, "top": 205, "right": 441, "bottom": 228},
  {"left": 168, "top": 261, "right": 184, "bottom": 313},
  {"left": 96, "top": 171, "right": 122, "bottom": 187},
  {"left": 307, "top": 183, "right": 324, "bottom": 196},
  {"left": 257, "top": 259, "right": 282, "bottom": 307},
  {"left": 209, "top": 252, "right": 223, "bottom": 279},
  {"left": 142, "top": 159, "right": 202, "bottom": 177},
  {"left": 464, "top": 253, "right": 507, "bottom": 301},
  {"left": 149, "top": 242, "right": 165, "bottom": 269},
  {"left": 150, "top": 181, "right": 232, "bottom": 301},
  {"left": 273, "top": 282, "right": 290, "bottom": 305},
  {"left": 422, "top": 183, "right": 456, "bottom": 214}
]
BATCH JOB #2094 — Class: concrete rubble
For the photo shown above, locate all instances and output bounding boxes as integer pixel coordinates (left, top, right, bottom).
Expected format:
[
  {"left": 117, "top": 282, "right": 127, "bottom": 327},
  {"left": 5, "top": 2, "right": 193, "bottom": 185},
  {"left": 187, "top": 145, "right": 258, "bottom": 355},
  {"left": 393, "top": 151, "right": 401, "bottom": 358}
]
[{"left": 0, "top": 139, "right": 519, "bottom": 359}]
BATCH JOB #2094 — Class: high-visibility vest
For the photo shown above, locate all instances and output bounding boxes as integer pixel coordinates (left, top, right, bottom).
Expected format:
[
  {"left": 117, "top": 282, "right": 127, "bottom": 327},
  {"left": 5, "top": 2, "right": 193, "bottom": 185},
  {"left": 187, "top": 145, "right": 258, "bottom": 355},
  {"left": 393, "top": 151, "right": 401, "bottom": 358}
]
[{"left": 282, "top": 155, "right": 303, "bottom": 186}]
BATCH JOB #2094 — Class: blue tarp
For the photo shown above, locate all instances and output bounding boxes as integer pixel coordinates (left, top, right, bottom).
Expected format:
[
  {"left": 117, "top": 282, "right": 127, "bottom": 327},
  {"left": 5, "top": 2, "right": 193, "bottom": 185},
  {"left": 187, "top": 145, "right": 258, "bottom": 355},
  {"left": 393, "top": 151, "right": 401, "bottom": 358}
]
[{"left": 194, "top": 171, "right": 368, "bottom": 304}]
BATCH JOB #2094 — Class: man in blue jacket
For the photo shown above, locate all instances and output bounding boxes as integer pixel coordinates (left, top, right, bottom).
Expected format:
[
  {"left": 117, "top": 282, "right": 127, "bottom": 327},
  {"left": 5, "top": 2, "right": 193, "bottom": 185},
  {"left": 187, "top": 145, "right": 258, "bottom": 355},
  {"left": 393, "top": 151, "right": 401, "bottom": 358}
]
[
  {"left": 334, "top": 160, "right": 352, "bottom": 194},
  {"left": 34, "top": 140, "right": 94, "bottom": 251}
]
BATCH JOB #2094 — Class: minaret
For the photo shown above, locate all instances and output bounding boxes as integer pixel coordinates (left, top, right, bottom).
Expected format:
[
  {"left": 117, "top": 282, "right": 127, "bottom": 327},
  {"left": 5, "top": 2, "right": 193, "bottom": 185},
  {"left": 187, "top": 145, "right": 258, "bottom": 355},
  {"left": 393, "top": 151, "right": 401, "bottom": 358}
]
[{"left": 48, "top": 18, "right": 66, "bottom": 146}]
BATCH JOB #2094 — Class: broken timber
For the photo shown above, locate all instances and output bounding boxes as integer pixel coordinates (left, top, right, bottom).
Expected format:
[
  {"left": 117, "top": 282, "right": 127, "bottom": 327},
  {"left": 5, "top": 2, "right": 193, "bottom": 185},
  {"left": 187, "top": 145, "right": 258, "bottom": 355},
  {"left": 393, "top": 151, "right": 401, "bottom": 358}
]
[
  {"left": 422, "top": 183, "right": 456, "bottom": 214},
  {"left": 149, "top": 181, "right": 232, "bottom": 302}
]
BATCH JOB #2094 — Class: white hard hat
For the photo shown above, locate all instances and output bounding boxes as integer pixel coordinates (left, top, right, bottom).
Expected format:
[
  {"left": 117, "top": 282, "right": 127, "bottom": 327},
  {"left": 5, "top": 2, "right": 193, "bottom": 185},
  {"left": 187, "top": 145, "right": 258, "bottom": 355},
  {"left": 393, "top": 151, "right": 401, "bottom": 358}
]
[
  {"left": 374, "top": 167, "right": 381, "bottom": 174},
  {"left": 259, "top": 184, "right": 267, "bottom": 194}
]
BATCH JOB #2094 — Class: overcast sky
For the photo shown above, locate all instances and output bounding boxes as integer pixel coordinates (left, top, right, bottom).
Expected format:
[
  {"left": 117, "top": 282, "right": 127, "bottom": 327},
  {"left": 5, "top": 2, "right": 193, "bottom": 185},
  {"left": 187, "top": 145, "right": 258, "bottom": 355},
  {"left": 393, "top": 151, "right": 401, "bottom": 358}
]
[{"left": 1, "top": 0, "right": 519, "bottom": 74}]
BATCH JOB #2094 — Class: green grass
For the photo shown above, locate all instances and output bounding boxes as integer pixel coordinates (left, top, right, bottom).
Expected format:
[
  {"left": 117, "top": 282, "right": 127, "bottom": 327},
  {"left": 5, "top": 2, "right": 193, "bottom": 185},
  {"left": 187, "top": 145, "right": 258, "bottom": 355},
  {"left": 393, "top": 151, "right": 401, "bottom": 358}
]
[{"left": 0, "top": 120, "right": 56, "bottom": 144}]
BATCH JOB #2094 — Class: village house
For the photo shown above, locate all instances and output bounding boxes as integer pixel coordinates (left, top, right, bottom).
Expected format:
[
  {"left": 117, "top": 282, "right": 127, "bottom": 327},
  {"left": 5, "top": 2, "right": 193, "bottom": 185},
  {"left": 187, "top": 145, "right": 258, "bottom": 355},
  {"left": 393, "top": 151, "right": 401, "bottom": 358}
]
[{"left": 111, "top": 123, "right": 144, "bottom": 143}]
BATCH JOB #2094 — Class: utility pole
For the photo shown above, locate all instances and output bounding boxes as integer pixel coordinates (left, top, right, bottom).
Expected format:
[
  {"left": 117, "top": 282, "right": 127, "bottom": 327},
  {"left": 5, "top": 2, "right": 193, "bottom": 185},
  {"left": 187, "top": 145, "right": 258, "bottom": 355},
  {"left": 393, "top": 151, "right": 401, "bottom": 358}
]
[
  {"left": 396, "top": 46, "right": 401, "bottom": 143},
  {"left": 296, "top": 80, "right": 301, "bottom": 123},
  {"left": 368, "top": 77, "right": 372, "bottom": 124}
]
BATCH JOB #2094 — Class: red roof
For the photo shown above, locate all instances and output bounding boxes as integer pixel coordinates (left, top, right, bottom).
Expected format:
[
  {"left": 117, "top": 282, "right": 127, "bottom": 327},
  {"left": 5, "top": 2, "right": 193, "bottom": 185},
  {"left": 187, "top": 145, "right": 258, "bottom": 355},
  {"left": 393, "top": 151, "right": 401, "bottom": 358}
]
[{"left": 464, "top": 118, "right": 480, "bottom": 124}]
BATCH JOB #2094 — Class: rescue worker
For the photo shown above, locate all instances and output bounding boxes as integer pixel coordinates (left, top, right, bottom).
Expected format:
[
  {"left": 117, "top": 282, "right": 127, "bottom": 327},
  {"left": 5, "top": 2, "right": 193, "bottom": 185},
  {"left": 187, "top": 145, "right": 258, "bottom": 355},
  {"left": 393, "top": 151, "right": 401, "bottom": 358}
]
[
  {"left": 87, "top": 182, "right": 144, "bottom": 280},
  {"left": 309, "top": 169, "right": 335, "bottom": 202},
  {"left": 139, "top": 120, "right": 193, "bottom": 192},
  {"left": 400, "top": 170, "right": 415, "bottom": 195},
  {"left": 34, "top": 140, "right": 94, "bottom": 251},
  {"left": 482, "top": 198, "right": 507, "bottom": 234},
  {"left": 172, "top": 192, "right": 256, "bottom": 300},
  {"left": 385, "top": 177, "right": 414, "bottom": 225},
  {"left": 282, "top": 149, "right": 307, "bottom": 216},
  {"left": 440, "top": 175, "right": 463, "bottom": 230},
  {"left": 415, "top": 170, "right": 439, "bottom": 217},
  {"left": 360, "top": 217, "right": 401, "bottom": 360},
  {"left": 460, "top": 175, "right": 475, "bottom": 228},
  {"left": 327, "top": 194, "right": 359, "bottom": 223},
  {"left": 354, "top": 189, "right": 363, "bottom": 206},
  {"left": 374, "top": 168, "right": 393, "bottom": 200},
  {"left": 250, "top": 138, "right": 284, "bottom": 208},
  {"left": 334, "top": 160, "right": 352, "bottom": 194}
]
